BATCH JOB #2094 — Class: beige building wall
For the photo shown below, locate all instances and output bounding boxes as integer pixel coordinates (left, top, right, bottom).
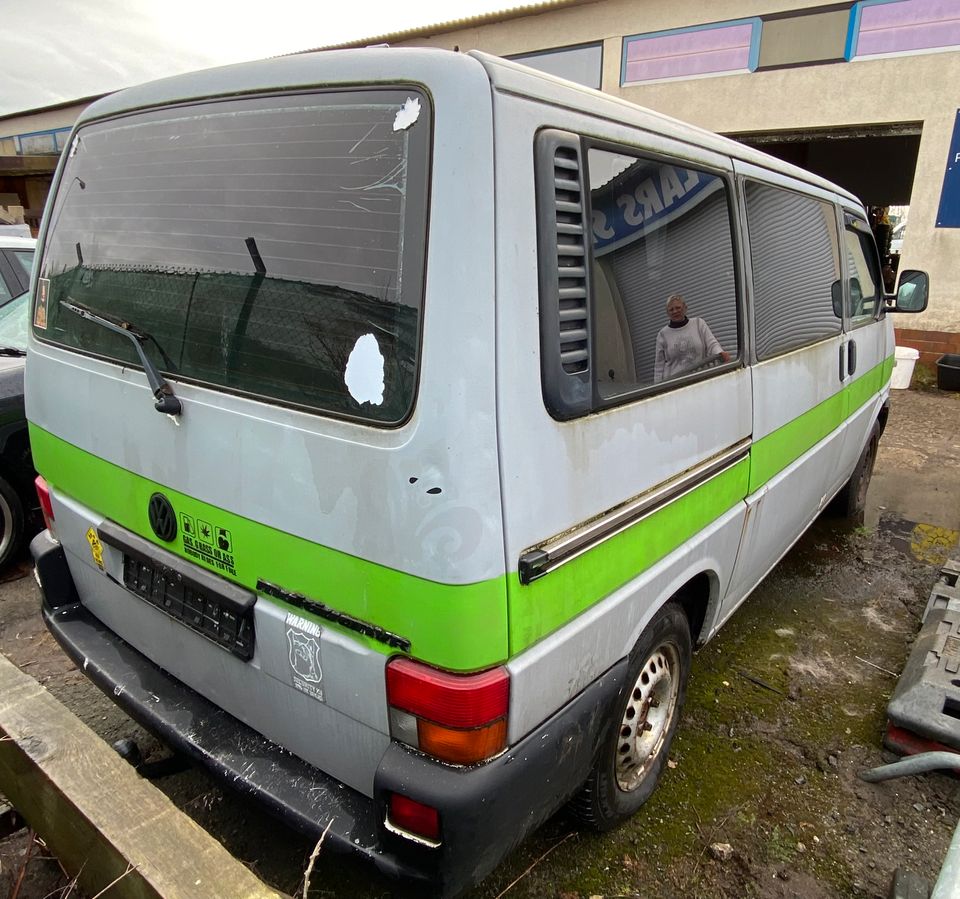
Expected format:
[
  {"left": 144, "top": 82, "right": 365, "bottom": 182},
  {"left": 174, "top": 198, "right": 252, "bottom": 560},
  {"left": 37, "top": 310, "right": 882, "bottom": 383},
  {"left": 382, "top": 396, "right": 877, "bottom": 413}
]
[
  {"left": 393, "top": 0, "right": 960, "bottom": 333},
  {"left": 0, "top": 102, "right": 89, "bottom": 140}
]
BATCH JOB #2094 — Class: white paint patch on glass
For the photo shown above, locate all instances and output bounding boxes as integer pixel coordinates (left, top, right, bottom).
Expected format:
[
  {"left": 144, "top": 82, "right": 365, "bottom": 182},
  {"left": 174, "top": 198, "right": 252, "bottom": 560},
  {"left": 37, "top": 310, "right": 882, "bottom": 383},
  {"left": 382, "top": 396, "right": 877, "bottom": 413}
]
[
  {"left": 344, "top": 333, "right": 385, "bottom": 406},
  {"left": 393, "top": 96, "right": 421, "bottom": 131}
]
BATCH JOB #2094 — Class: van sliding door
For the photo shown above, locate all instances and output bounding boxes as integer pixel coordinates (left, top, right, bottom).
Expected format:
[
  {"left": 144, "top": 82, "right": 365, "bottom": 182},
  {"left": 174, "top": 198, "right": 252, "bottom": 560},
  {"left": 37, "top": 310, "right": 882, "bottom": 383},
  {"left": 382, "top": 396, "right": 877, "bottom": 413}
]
[{"left": 724, "top": 167, "right": 847, "bottom": 613}]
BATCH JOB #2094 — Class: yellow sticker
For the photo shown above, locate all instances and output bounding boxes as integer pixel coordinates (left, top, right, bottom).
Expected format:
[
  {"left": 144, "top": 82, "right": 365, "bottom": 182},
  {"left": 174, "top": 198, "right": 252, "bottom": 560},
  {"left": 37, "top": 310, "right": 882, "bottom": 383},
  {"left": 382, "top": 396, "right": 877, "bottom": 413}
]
[{"left": 86, "top": 527, "right": 105, "bottom": 570}]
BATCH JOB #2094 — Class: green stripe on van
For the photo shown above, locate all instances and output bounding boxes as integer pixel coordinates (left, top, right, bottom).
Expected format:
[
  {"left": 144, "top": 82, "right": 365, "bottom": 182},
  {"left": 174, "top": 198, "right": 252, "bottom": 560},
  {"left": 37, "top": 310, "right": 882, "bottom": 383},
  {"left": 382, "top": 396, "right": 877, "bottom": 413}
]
[
  {"left": 508, "top": 356, "right": 892, "bottom": 653},
  {"left": 748, "top": 356, "right": 892, "bottom": 492},
  {"left": 508, "top": 458, "right": 750, "bottom": 655},
  {"left": 29, "top": 425, "right": 509, "bottom": 672},
  {"left": 30, "top": 356, "right": 893, "bottom": 668}
]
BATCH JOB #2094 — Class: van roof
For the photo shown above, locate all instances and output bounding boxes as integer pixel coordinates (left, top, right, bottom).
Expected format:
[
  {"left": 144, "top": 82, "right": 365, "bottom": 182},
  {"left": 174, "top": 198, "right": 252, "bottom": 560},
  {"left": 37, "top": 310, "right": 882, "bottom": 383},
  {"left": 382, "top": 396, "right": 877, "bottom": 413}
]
[{"left": 74, "top": 47, "right": 859, "bottom": 208}]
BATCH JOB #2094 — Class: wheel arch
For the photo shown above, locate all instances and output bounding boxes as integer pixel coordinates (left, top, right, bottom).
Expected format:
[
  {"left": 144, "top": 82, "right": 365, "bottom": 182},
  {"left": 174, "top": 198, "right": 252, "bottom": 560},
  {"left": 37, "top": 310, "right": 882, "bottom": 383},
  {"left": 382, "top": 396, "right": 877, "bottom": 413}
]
[{"left": 670, "top": 570, "right": 715, "bottom": 648}]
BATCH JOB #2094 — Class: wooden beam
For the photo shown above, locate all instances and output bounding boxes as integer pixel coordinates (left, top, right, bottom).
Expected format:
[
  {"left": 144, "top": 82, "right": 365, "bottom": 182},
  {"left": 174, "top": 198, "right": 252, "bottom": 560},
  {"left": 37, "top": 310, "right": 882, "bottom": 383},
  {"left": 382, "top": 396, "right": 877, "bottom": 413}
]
[{"left": 0, "top": 652, "right": 288, "bottom": 898}]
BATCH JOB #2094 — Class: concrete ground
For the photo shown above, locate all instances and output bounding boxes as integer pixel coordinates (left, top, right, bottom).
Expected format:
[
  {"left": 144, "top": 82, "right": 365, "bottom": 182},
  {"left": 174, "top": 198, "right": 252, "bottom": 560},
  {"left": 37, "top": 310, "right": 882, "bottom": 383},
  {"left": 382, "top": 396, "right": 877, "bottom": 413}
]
[{"left": 0, "top": 384, "right": 958, "bottom": 898}]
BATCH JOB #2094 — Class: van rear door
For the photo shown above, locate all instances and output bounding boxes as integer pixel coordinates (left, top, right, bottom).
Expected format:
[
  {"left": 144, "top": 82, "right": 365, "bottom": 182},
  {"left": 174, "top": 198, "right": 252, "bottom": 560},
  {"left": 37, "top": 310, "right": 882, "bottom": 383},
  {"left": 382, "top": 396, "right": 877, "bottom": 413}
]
[{"left": 26, "top": 52, "right": 508, "bottom": 797}]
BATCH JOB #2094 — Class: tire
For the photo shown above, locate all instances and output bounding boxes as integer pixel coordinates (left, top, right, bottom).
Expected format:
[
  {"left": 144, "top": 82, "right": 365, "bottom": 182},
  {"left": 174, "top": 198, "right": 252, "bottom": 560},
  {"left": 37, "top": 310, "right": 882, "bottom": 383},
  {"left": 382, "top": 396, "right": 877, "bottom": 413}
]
[
  {"left": 830, "top": 422, "right": 880, "bottom": 525},
  {"left": 0, "top": 473, "right": 24, "bottom": 569},
  {"left": 569, "top": 601, "right": 692, "bottom": 831}
]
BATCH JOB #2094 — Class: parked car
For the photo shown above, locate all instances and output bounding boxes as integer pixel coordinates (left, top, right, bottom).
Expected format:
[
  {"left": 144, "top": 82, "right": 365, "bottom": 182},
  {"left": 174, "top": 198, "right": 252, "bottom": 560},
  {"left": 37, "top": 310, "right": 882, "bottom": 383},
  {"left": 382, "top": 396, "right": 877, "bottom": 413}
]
[
  {"left": 0, "top": 286, "right": 38, "bottom": 567},
  {"left": 0, "top": 236, "right": 35, "bottom": 308}
]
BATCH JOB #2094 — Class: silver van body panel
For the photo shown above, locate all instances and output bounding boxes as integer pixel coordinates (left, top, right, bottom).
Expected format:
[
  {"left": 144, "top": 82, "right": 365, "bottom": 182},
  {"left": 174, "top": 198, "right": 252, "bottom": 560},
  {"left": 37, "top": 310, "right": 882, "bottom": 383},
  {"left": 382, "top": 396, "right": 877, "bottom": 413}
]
[
  {"left": 53, "top": 489, "right": 391, "bottom": 795},
  {"left": 28, "top": 50, "right": 506, "bottom": 587},
  {"left": 506, "top": 505, "right": 745, "bottom": 742}
]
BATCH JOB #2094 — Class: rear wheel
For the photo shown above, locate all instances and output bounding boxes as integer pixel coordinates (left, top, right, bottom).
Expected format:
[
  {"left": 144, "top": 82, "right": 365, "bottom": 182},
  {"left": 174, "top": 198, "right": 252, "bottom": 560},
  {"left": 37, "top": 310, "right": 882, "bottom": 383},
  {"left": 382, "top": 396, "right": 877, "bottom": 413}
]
[
  {"left": 569, "top": 601, "right": 691, "bottom": 830},
  {"left": 0, "top": 474, "right": 24, "bottom": 569}
]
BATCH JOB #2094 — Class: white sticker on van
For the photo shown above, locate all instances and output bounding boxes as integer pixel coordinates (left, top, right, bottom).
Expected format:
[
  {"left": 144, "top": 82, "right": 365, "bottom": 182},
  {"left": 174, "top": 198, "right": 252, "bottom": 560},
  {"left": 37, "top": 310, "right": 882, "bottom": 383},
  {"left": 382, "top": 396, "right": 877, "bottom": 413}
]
[
  {"left": 286, "top": 613, "right": 324, "bottom": 703},
  {"left": 393, "top": 97, "right": 421, "bottom": 132},
  {"left": 344, "top": 333, "right": 385, "bottom": 406}
]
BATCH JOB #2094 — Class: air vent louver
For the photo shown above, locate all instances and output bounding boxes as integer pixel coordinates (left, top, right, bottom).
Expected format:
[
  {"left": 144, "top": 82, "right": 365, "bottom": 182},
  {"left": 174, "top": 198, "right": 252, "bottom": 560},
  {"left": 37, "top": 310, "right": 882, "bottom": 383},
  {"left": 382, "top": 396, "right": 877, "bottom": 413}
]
[
  {"left": 536, "top": 130, "right": 593, "bottom": 418},
  {"left": 552, "top": 147, "right": 589, "bottom": 374}
]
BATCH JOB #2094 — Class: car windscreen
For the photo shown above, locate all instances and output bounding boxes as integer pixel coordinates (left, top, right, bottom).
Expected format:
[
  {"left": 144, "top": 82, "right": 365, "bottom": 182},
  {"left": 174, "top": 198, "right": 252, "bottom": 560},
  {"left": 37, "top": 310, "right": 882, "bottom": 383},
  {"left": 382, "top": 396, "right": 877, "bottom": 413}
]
[{"left": 34, "top": 89, "right": 430, "bottom": 425}]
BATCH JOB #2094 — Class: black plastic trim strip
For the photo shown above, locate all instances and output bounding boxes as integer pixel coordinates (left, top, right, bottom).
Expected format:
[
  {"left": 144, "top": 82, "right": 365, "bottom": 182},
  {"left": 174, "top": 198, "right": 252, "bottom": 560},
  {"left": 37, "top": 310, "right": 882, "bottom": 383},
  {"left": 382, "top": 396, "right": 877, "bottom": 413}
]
[
  {"left": 518, "top": 439, "right": 751, "bottom": 584},
  {"left": 257, "top": 579, "right": 412, "bottom": 653}
]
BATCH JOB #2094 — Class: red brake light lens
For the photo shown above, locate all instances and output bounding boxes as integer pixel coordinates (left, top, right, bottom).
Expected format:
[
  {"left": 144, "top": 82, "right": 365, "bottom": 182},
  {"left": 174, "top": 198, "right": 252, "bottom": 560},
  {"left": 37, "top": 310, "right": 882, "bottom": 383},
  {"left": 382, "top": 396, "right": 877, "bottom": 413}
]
[
  {"left": 388, "top": 793, "right": 440, "bottom": 843},
  {"left": 386, "top": 658, "right": 509, "bottom": 728},
  {"left": 35, "top": 476, "right": 55, "bottom": 534}
]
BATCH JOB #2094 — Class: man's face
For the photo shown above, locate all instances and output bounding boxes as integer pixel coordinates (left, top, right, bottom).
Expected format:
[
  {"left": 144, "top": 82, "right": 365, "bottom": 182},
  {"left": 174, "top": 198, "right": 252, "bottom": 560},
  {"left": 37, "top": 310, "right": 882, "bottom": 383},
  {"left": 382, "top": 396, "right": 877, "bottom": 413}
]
[{"left": 667, "top": 299, "right": 687, "bottom": 322}]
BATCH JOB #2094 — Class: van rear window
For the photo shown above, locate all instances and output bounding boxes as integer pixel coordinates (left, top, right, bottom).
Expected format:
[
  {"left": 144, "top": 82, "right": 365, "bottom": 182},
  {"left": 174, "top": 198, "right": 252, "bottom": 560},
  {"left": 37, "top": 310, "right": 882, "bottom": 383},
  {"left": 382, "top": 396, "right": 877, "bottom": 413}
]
[{"left": 36, "top": 89, "right": 430, "bottom": 424}]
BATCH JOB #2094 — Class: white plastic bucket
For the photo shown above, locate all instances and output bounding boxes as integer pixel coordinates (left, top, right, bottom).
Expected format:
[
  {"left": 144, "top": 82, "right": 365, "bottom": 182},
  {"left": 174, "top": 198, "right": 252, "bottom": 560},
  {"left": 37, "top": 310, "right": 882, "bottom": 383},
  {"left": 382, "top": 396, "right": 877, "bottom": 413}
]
[{"left": 891, "top": 346, "right": 920, "bottom": 389}]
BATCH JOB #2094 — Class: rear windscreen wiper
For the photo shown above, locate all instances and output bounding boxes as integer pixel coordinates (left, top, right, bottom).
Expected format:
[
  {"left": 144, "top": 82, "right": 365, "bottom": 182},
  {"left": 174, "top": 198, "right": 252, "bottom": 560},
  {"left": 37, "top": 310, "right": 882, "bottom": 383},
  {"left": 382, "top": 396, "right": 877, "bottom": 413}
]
[
  {"left": 60, "top": 299, "right": 182, "bottom": 416},
  {"left": 0, "top": 347, "right": 25, "bottom": 357}
]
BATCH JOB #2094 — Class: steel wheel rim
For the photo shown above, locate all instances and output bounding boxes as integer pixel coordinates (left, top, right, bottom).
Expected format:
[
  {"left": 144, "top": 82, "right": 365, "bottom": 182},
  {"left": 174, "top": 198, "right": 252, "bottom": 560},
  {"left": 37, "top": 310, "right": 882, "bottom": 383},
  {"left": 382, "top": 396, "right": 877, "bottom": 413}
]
[{"left": 616, "top": 642, "right": 681, "bottom": 792}]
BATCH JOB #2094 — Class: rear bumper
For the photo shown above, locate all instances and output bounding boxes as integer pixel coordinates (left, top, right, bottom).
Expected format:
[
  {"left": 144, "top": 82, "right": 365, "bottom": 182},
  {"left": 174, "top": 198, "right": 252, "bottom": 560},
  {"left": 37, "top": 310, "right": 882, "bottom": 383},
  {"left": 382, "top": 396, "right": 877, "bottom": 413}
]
[{"left": 32, "top": 530, "right": 626, "bottom": 896}]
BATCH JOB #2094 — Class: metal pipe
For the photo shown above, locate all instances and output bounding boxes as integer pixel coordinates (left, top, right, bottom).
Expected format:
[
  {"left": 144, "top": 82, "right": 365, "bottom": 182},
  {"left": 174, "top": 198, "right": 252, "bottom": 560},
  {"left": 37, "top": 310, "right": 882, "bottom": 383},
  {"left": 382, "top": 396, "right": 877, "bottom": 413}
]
[
  {"left": 858, "top": 752, "right": 960, "bottom": 783},
  {"left": 859, "top": 752, "right": 960, "bottom": 898}
]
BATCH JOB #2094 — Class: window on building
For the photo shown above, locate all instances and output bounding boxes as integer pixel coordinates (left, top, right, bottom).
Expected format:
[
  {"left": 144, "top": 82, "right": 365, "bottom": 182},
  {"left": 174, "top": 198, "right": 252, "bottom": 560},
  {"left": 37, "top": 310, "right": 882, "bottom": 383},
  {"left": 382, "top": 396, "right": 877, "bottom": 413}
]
[
  {"left": 850, "top": 0, "right": 960, "bottom": 60},
  {"left": 536, "top": 130, "right": 740, "bottom": 418},
  {"left": 844, "top": 221, "right": 882, "bottom": 325},
  {"left": 744, "top": 182, "right": 842, "bottom": 361},
  {"left": 621, "top": 20, "right": 760, "bottom": 85},
  {"left": 509, "top": 43, "right": 603, "bottom": 89},
  {"left": 757, "top": 7, "right": 852, "bottom": 70}
]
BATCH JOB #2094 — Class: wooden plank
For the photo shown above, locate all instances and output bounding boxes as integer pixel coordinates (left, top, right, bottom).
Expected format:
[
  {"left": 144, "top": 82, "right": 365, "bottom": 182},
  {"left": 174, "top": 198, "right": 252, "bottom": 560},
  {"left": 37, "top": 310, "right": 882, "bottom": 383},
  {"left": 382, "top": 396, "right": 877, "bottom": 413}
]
[{"left": 0, "top": 652, "right": 287, "bottom": 898}]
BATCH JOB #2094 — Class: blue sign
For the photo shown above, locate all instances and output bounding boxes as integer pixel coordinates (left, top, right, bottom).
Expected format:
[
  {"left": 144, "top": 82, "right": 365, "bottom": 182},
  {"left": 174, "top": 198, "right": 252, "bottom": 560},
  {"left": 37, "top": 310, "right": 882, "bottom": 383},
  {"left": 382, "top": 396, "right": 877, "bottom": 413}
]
[{"left": 936, "top": 109, "right": 960, "bottom": 228}]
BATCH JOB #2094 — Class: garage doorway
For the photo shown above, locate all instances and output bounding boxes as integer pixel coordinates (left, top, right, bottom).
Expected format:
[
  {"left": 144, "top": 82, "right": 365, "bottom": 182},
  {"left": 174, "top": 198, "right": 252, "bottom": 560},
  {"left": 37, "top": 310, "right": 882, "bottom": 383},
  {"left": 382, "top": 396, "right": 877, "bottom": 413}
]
[{"left": 731, "top": 123, "right": 921, "bottom": 276}]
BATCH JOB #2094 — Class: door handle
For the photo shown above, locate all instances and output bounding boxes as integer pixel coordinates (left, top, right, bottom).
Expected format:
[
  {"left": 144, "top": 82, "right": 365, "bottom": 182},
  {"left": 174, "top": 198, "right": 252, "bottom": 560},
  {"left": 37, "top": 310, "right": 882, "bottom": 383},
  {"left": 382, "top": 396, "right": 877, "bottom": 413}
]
[
  {"left": 848, "top": 339, "right": 857, "bottom": 377},
  {"left": 839, "top": 344, "right": 846, "bottom": 382}
]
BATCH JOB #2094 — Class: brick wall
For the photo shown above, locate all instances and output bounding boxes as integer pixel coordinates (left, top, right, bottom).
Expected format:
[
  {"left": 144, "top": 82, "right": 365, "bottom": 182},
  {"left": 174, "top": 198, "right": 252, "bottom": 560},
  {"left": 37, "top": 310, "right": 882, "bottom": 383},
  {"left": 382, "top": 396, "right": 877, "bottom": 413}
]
[{"left": 894, "top": 328, "right": 960, "bottom": 366}]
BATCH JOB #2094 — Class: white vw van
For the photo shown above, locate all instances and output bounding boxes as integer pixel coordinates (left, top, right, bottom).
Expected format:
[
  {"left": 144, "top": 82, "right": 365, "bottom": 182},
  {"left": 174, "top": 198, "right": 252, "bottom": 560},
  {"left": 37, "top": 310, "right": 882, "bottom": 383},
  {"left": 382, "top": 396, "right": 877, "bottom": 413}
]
[{"left": 26, "top": 49, "right": 928, "bottom": 894}]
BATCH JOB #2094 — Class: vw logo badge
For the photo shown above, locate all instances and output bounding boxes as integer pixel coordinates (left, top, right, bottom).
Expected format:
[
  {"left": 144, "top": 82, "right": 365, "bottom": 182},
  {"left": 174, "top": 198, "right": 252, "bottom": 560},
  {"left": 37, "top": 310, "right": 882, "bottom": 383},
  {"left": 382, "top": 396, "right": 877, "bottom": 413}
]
[{"left": 148, "top": 493, "right": 177, "bottom": 542}]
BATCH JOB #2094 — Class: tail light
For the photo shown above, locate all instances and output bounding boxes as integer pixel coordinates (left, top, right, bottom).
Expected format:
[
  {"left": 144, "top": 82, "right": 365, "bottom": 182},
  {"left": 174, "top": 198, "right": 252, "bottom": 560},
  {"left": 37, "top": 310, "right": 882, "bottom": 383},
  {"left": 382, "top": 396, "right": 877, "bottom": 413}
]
[
  {"left": 35, "top": 476, "right": 56, "bottom": 538},
  {"left": 386, "top": 657, "right": 509, "bottom": 765}
]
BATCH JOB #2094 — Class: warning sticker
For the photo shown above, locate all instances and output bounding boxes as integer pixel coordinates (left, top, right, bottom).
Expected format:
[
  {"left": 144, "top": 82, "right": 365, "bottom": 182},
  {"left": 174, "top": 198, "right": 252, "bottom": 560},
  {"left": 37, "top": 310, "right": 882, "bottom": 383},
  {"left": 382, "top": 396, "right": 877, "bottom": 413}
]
[
  {"left": 180, "top": 512, "right": 237, "bottom": 576},
  {"left": 85, "top": 527, "right": 104, "bottom": 570},
  {"left": 285, "top": 613, "right": 324, "bottom": 702}
]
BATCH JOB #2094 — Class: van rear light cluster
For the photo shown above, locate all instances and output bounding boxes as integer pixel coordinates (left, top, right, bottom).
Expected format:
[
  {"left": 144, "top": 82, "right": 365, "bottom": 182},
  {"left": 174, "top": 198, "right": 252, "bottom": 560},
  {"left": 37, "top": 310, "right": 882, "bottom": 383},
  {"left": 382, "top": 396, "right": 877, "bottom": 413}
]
[
  {"left": 35, "top": 476, "right": 56, "bottom": 538},
  {"left": 385, "top": 657, "right": 509, "bottom": 765}
]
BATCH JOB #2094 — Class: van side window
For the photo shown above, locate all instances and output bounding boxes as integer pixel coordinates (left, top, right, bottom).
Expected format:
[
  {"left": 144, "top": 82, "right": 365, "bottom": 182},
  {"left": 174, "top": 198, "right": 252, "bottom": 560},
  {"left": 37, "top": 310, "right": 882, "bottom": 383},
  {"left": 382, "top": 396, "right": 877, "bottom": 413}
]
[
  {"left": 535, "top": 132, "right": 741, "bottom": 419},
  {"left": 844, "top": 223, "right": 882, "bottom": 326},
  {"left": 744, "top": 182, "right": 842, "bottom": 361},
  {"left": 587, "top": 148, "right": 739, "bottom": 396}
]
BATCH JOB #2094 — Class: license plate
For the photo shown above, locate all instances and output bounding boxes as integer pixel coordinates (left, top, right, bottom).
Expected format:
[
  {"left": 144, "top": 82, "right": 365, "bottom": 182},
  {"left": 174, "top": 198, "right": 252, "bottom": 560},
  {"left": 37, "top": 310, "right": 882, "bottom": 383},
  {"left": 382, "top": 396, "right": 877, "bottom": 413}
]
[{"left": 122, "top": 554, "right": 254, "bottom": 660}]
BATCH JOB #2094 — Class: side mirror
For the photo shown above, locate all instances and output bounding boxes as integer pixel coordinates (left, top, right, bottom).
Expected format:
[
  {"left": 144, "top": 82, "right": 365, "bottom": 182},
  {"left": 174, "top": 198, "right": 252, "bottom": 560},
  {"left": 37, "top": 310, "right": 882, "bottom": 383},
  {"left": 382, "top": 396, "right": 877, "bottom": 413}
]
[{"left": 888, "top": 269, "right": 929, "bottom": 313}]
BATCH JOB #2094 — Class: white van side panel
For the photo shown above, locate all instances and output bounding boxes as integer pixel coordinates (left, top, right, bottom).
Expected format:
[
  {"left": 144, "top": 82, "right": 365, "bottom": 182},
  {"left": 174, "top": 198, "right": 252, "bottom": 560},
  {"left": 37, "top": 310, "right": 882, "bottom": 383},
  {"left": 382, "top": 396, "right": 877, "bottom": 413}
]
[
  {"left": 492, "top": 92, "right": 752, "bottom": 579},
  {"left": 506, "top": 505, "right": 745, "bottom": 742}
]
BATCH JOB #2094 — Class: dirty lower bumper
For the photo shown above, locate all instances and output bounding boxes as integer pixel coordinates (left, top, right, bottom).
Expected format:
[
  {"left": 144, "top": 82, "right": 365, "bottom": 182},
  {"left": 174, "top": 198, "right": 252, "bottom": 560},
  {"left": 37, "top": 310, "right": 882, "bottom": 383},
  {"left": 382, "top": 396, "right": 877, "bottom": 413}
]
[{"left": 32, "top": 531, "right": 626, "bottom": 896}]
